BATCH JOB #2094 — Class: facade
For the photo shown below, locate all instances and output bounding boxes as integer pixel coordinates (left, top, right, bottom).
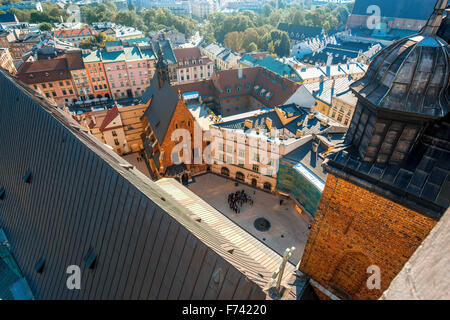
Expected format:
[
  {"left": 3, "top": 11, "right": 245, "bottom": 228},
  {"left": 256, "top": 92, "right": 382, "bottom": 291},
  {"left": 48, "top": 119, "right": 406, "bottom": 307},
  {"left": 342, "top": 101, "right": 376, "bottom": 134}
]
[
  {"left": 17, "top": 58, "right": 78, "bottom": 106},
  {"left": 74, "top": 103, "right": 147, "bottom": 155},
  {"left": 303, "top": 76, "right": 359, "bottom": 125},
  {"left": 202, "top": 43, "right": 240, "bottom": 70},
  {"left": 191, "top": 0, "right": 215, "bottom": 19},
  {"left": 299, "top": 2, "right": 450, "bottom": 300},
  {"left": 140, "top": 53, "right": 205, "bottom": 179},
  {"left": 210, "top": 105, "right": 346, "bottom": 193},
  {"left": 82, "top": 40, "right": 175, "bottom": 101},
  {"left": 7, "top": 33, "right": 41, "bottom": 60},
  {"left": 148, "top": 28, "right": 186, "bottom": 46},
  {"left": 328, "top": 90, "right": 357, "bottom": 127},
  {"left": 170, "top": 47, "right": 214, "bottom": 84},
  {"left": 0, "top": 48, "right": 16, "bottom": 74},
  {"left": 83, "top": 52, "right": 112, "bottom": 100}
]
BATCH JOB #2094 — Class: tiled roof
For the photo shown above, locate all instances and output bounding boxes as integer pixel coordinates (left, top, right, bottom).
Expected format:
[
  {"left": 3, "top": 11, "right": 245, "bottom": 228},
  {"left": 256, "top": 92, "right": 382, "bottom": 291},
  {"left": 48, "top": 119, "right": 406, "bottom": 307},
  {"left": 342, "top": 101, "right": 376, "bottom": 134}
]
[
  {"left": 216, "top": 103, "right": 330, "bottom": 138},
  {"left": 99, "top": 105, "right": 120, "bottom": 132},
  {"left": 54, "top": 27, "right": 93, "bottom": 39},
  {"left": 174, "top": 67, "right": 301, "bottom": 108},
  {"left": 17, "top": 59, "right": 71, "bottom": 84},
  {"left": 252, "top": 56, "right": 301, "bottom": 82},
  {"left": 142, "top": 74, "right": 180, "bottom": 143},
  {"left": 278, "top": 23, "right": 323, "bottom": 40},
  {"left": 304, "top": 76, "right": 356, "bottom": 106}
]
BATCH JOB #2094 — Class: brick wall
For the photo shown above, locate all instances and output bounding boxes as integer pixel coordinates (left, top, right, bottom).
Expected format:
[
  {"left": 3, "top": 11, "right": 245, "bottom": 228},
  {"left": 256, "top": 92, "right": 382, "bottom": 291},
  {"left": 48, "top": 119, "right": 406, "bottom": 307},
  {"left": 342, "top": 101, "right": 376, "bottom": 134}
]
[{"left": 299, "top": 174, "right": 436, "bottom": 300}]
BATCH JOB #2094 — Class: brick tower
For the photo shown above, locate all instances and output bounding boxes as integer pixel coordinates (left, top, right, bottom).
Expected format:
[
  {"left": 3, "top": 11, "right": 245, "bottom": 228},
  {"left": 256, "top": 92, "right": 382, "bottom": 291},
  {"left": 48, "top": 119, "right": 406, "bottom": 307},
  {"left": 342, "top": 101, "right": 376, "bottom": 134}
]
[{"left": 298, "top": 0, "right": 450, "bottom": 300}]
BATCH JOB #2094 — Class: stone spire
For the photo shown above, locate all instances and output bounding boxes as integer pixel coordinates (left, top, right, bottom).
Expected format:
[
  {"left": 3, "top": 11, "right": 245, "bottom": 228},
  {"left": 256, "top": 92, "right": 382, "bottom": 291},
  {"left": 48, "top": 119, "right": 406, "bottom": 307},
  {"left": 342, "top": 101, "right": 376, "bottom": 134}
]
[{"left": 155, "top": 44, "right": 169, "bottom": 89}]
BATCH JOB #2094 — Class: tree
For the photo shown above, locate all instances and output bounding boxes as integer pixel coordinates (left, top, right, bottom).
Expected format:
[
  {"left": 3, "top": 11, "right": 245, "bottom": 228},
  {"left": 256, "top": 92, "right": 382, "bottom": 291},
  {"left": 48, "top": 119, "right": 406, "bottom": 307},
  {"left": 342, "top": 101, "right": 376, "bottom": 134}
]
[
  {"left": 38, "top": 22, "right": 52, "bottom": 31},
  {"left": 273, "top": 31, "right": 290, "bottom": 57},
  {"left": 248, "top": 42, "right": 258, "bottom": 52},
  {"left": 224, "top": 31, "right": 244, "bottom": 52}
]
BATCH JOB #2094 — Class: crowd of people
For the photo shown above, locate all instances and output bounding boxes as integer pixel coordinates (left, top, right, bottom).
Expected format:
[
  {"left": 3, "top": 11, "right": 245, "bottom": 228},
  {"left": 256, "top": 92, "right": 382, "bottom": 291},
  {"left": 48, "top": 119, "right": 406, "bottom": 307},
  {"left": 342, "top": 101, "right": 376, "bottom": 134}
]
[{"left": 228, "top": 190, "right": 253, "bottom": 213}]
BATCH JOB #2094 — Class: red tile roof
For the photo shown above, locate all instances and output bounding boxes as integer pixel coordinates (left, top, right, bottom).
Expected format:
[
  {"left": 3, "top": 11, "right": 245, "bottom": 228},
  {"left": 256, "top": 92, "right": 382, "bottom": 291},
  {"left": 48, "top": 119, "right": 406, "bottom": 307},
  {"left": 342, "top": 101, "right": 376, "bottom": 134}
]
[
  {"left": 99, "top": 105, "right": 120, "bottom": 132},
  {"left": 17, "top": 59, "right": 71, "bottom": 84},
  {"left": 173, "top": 67, "right": 300, "bottom": 107},
  {"left": 173, "top": 47, "right": 212, "bottom": 68}
]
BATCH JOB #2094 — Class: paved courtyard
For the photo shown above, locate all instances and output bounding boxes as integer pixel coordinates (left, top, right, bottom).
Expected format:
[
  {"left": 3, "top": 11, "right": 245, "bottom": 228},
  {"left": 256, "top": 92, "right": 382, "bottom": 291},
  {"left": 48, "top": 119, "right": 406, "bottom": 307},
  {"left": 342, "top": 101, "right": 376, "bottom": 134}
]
[
  {"left": 121, "top": 152, "right": 152, "bottom": 179},
  {"left": 187, "top": 173, "right": 311, "bottom": 264}
]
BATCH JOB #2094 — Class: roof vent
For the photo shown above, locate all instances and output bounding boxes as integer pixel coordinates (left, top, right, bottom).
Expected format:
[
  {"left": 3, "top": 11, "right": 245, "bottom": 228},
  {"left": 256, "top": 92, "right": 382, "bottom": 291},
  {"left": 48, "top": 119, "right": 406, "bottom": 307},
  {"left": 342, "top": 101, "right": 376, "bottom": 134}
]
[
  {"left": 83, "top": 248, "right": 97, "bottom": 269},
  {"left": 35, "top": 258, "right": 45, "bottom": 273},
  {"left": 23, "top": 171, "right": 32, "bottom": 183}
]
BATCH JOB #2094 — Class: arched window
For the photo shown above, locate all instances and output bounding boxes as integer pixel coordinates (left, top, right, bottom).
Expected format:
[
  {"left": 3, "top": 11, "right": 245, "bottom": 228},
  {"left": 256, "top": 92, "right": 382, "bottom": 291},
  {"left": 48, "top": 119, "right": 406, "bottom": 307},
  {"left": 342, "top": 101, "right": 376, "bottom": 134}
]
[
  {"left": 236, "top": 172, "right": 245, "bottom": 181},
  {"left": 221, "top": 167, "right": 230, "bottom": 176},
  {"left": 263, "top": 182, "right": 272, "bottom": 190}
]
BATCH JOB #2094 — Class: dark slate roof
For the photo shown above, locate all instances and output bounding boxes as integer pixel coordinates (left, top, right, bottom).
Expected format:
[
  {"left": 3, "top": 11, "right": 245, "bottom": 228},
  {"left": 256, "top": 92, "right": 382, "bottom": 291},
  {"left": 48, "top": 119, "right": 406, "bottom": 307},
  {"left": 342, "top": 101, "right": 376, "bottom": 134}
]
[
  {"left": 0, "top": 69, "right": 283, "bottom": 299},
  {"left": 282, "top": 140, "right": 328, "bottom": 182},
  {"left": 325, "top": 111, "right": 450, "bottom": 220},
  {"left": 216, "top": 104, "right": 326, "bottom": 136},
  {"left": 142, "top": 74, "right": 179, "bottom": 143},
  {"left": 173, "top": 67, "right": 301, "bottom": 109},
  {"left": 351, "top": 0, "right": 436, "bottom": 20}
]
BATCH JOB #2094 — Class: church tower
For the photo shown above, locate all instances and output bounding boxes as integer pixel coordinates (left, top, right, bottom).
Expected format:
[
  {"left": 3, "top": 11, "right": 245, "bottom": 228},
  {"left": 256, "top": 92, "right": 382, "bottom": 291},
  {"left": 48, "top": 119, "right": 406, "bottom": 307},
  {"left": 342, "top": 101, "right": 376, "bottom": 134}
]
[
  {"left": 155, "top": 44, "right": 169, "bottom": 89},
  {"left": 299, "top": 0, "right": 450, "bottom": 300}
]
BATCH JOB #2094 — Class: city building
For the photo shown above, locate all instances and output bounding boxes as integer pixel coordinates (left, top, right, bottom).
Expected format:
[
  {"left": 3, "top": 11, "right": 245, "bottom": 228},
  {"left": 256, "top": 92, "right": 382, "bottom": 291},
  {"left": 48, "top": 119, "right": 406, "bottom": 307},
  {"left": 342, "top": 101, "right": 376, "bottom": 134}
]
[
  {"left": 173, "top": 67, "right": 317, "bottom": 118},
  {"left": 143, "top": 0, "right": 192, "bottom": 16},
  {"left": 297, "top": 62, "right": 367, "bottom": 84},
  {"left": 54, "top": 26, "right": 94, "bottom": 46},
  {"left": 74, "top": 103, "right": 147, "bottom": 155},
  {"left": 16, "top": 58, "right": 78, "bottom": 106},
  {"left": 345, "top": 0, "right": 438, "bottom": 44},
  {"left": 210, "top": 104, "right": 346, "bottom": 194},
  {"left": 170, "top": 47, "right": 214, "bottom": 84},
  {"left": 239, "top": 54, "right": 302, "bottom": 83},
  {"left": 298, "top": 1, "right": 450, "bottom": 300},
  {"left": 149, "top": 28, "right": 186, "bottom": 46},
  {"left": 0, "top": 67, "right": 293, "bottom": 300},
  {"left": 202, "top": 42, "right": 240, "bottom": 70},
  {"left": 140, "top": 52, "right": 207, "bottom": 179},
  {"left": 7, "top": 32, "right": 41, "bottom": 60},
  {"left": 191, "top": 0, "right": 215, "bottom": 19},
  {"left": 0, "top": 48, "right": 16, "bottom": 74},
  {"left": 83, "top": 50, "right": 113, "bottom": 100},
  {"left": 303, "top": 76, "right": 358, "bottom": 125}
]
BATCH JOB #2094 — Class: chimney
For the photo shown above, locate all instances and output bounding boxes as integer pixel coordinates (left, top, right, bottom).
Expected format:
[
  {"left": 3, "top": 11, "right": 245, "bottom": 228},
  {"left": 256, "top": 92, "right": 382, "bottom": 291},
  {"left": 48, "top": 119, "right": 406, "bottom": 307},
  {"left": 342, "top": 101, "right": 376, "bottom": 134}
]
[
  {"left": 245, "top": 119, "right": 253, "bottom": 129},
  {"left": 296, "top": 129, "right": 303, "bottom": 138},
  {"left": 312, "top": 141, "right": 319, "bottom": 153},
  {"left": 265, "top": 117, "right": 272, "bottom": 130}
]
